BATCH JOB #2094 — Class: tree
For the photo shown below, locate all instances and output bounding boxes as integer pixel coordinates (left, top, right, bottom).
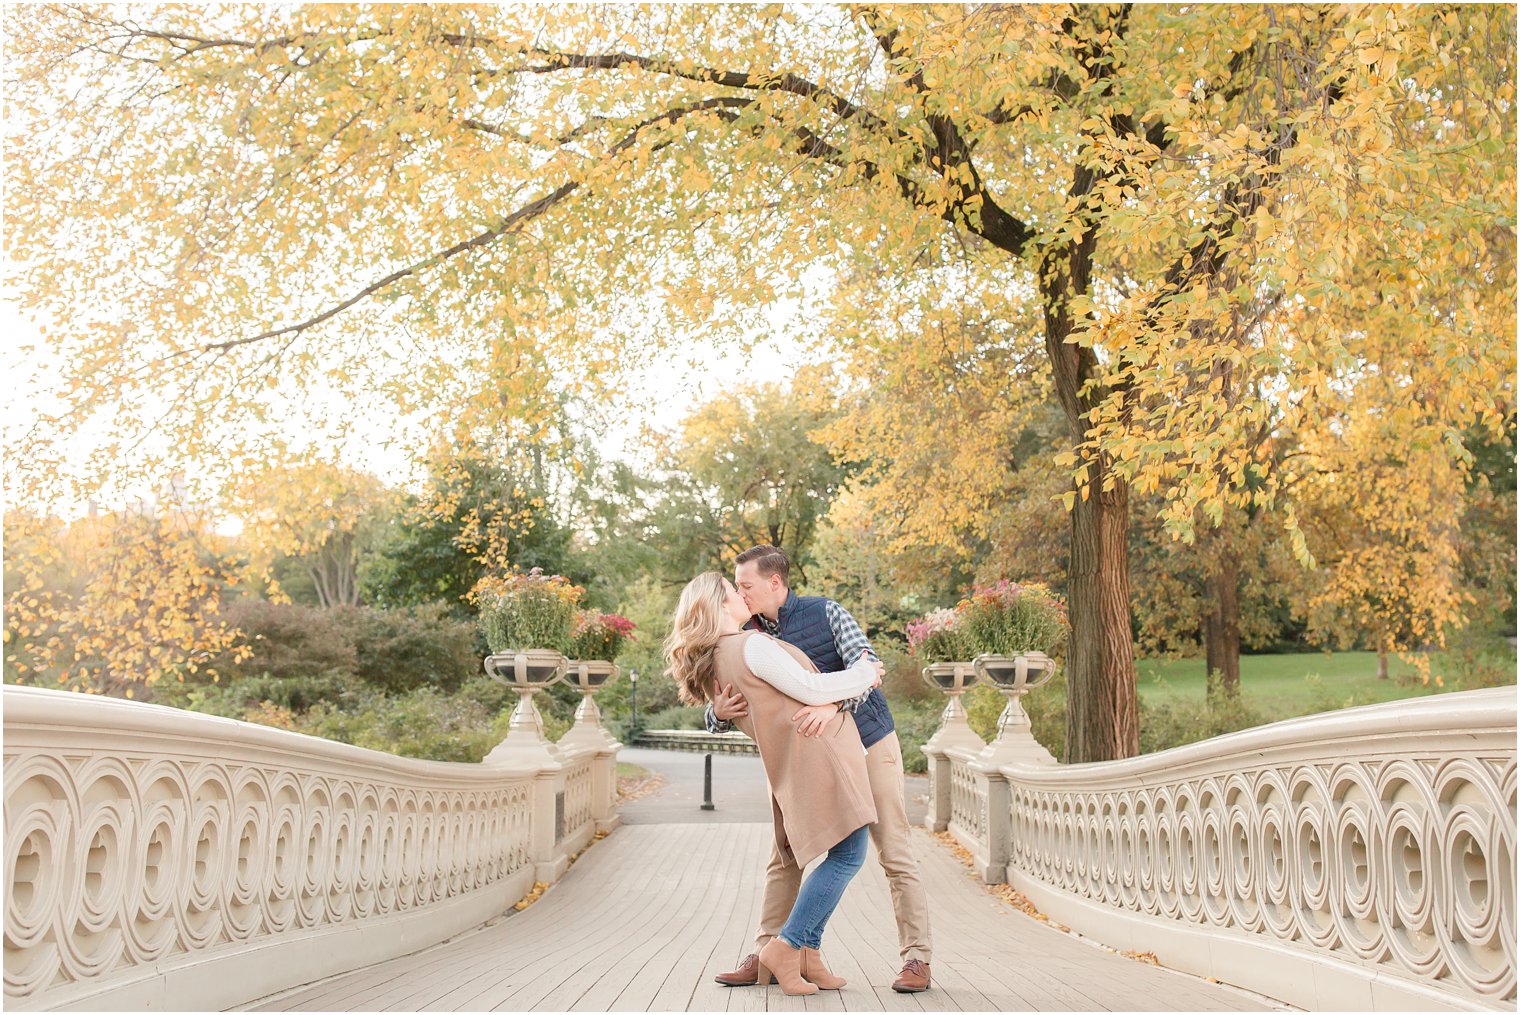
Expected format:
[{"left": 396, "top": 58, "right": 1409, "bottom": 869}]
[
  {"left": 8, "top": 4, "right": 1513, "bottom": 758},
  {"left": 1293, "top": 397, "right": 1477, "bottom": 678},
  {"left": 645, "top": 376, "right": 848, "bottom": 582},
  {"left": 225, "top": 449, "right": 395, "bottom": 607},
  {"left": 361, "top": 446, "right": 583, "bottom": 612},
  {"left": 1458, "top": 420, "right": 1518, "bottom": 637},
  {"left": 808, "top": 486, "right": 951, "bottom": 647},
  {"left": 3, "top": 506, "right": 249, "bottom": 696},
  {"left": 1127, "top": 493, "right": 1311, "bottom": 699}
]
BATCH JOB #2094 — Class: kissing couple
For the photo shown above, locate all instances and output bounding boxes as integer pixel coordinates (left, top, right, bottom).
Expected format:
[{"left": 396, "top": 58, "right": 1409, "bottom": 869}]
[{"left": 663, "top": 544, "right": 932, "bottom": 995}]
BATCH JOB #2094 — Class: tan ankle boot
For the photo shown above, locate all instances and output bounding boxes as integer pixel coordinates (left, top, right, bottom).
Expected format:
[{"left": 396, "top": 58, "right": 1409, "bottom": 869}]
[
  {"left": 758, "top": 938, "right": 819, "bottom": 996},
  {"left": 801, "top": 947, "right": 846, "bottom": 989}
]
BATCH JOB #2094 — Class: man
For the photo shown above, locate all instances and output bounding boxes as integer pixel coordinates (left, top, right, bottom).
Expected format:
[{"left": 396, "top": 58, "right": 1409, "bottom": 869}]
[{"left": 707, "top": 544, "right": 932, "bottom": 993}]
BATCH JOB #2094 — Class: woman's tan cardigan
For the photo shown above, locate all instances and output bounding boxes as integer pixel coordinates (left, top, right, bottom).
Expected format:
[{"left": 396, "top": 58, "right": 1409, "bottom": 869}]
[{"left": 713, "top": 630, "right": 877, "bottom": 867}]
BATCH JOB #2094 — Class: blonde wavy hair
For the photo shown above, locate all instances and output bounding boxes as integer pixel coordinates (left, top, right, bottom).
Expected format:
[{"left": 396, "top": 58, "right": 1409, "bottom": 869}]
[{"left": 664, "top": 572, "right": 730, "bottom": 706}]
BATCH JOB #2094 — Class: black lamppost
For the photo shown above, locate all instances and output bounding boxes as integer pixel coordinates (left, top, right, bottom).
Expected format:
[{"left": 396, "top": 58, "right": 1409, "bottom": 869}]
[{"left": 628, "top": 668, "right": 639, "bottom": 737}]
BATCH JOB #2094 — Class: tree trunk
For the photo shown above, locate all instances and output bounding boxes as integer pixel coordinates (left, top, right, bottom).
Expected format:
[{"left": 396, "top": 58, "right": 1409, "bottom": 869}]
[
  {"left": 309, "top": 531, "right": 360, "bottom": 609},
  {"left": 1203, "top": 552, "right": 1242, "bottom": 706},
  {"left": 1377, "top": 642, "right": 1389, "bottom": 680},
  {"left": 1043, "top": 237, "right": 1140, "bottom": 763},
  {"left": 1063, "top": 465, "right": 1140, "bottom": 762}
]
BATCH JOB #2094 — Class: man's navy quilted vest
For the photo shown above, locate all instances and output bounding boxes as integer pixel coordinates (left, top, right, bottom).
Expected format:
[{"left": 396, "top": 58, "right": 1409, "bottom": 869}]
[{"left": 775, "top": 590, "right": 895, "bottom": 749}]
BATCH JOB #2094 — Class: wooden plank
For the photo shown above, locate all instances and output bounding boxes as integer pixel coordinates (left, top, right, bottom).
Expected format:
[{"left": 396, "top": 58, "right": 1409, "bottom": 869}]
[
  {"left": 242, "top": 811, "right": 1273, "bottom": 1014},
  {"left": 385, "top": 833, "right": 649, "bottom": 1011},
  {"left": 649, "top": 823, "right": 766, "bottom": 1013},
  {"left": 549, "top": 821, "right": 731, "bottom": 1011},
  {"left": 360, "top": 827, "right": 649, "bottom": 1012},
  {"left": 691, "top": 827, "right": 776, "bottom": 1014},
  {"left": 473, "top": 828, "right": 696, "bottom": 1012},
  {"left": 434, "top": 832, "right": 661, "bottom": 1010}
]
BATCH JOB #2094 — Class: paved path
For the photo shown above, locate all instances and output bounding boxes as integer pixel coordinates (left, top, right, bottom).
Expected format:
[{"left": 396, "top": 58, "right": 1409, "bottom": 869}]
[
  {"left": 616, "top": 748, "right": 929, "bottom": 827},
  {"left": 246, "top": 752, "right": 1274, "bottom": 1013}
]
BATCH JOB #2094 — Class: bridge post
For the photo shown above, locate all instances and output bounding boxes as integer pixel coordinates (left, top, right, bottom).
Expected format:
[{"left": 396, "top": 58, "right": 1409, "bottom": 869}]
[
  {"left": 966, "top": 761, "right": 1012, "bottom": 883},
  {"left": 522, "top": 758, "right": 570, "bottom": 883},
  {"left": 591, "top": 745, "right": 620, "bottom": 834}
]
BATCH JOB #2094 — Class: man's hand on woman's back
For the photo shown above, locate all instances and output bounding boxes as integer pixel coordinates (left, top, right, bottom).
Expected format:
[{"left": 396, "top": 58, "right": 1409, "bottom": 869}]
[{"left": 713, "top": 683, "right": 749, "bottom": 721}]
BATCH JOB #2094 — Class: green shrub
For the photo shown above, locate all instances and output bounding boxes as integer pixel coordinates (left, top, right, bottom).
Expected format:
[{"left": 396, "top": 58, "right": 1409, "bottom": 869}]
[
  {"left": 296, "top": 685, "right": 574, "bottom": 764},
  {"left": 881, "top": 645, "right": 937, "bottom": 704},
  {"left": 153, "top": 671, "right": 368, "bottom": 717},
  {"left": 298, "top": 688, "right": 495, "bottom": 762},
  {"left": 1431, "top": 635, "right": 1518, "bottom": 691},
  {"left": 352, "top": 602, "right": 479, "bottom": 693},
  {"left": 219, "top": 597, "right": 357, "bottom": 680},
  {"left": 1138, "top": 692, "right": 1265, "bottom": 755},
  {"left": 455, "top": 672, "right": 516, "bottom": 714},
  {"left": 637, "top": 704, "right": 706, "bottom": 730},
  {"left": 964, "top": 674, "right": 1067, "bottom": 760},
  {"left": 889, "top": 697, "right": 944, "bottom": 774}
]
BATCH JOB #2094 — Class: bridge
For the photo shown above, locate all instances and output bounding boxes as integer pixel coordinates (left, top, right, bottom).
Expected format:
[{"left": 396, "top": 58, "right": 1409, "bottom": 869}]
[{"left": 4, "top": 679, "right": 1513, "bottom": 1011}]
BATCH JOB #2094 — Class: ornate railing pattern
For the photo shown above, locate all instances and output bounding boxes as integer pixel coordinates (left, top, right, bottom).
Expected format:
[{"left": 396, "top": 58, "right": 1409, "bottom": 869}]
[
  {"left": 3, "top": 685, "right": 621, "bottom": 1011},
  {"left": 947, "top": 747, "right": 987, "bottom": 848},
  {"left": 560, "top": 754, "right": 595, "bottom": 844},
  {"left": 926, "top": 686, "right": 1516, "bottom": 1010}
]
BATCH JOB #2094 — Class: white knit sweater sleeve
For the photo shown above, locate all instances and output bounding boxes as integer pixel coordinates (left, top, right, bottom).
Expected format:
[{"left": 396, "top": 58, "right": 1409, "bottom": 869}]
[{"left": 741, "top": 635, "right": 879, "bottom": 706}]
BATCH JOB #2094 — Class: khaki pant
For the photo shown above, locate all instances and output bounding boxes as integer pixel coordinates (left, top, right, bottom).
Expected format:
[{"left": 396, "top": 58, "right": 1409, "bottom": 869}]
[{"left": 753, "top": 731, "right": 932, "bottom": 964}]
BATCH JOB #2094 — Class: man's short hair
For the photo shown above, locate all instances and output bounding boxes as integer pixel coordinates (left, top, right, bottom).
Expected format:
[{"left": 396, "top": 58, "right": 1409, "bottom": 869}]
[{"left": 735, "top": 544, "right": 790, "bottom": 586}]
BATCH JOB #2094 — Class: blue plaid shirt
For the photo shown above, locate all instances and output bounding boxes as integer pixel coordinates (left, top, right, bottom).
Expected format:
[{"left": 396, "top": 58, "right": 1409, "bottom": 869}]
[{"left": 705, "top": 598, "right": 877, "bottom": 733}]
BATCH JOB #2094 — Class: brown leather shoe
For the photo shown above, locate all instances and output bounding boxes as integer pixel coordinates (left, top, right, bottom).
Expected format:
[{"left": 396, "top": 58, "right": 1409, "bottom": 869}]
[
  {"left": 714, "top": 952, "right": 771, "bottom": 987},
  {"left": 892, "top": 959, "right": 931, "bottom": 993}
]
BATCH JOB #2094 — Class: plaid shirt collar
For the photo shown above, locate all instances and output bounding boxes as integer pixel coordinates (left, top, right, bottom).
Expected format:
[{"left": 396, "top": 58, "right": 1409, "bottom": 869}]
[{"left": 751, "top": 612, "right": 781, "bottom": 636}]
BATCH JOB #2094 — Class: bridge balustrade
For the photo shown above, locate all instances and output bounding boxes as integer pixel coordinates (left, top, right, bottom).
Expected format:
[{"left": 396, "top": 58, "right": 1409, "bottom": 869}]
[
  {"left": 2, "top": 685, "right": 619, "bottom": 1011},
  {"left": 925, "top": 685, "right": 1515, "bottom": 1011}
]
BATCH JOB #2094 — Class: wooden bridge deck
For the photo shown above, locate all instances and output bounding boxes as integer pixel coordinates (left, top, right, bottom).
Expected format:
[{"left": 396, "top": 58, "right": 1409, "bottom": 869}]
[{"left": 246, "top": 819, "right": 1275, "bottom": 1012}]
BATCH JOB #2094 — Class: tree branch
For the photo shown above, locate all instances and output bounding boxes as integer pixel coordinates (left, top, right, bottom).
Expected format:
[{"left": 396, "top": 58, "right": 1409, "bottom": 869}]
[
  {"left": 855, "top": 7, "right": 1035, "bottom": 252},
  {"left": 204, "top": 98, "right": 751, "bottom": 352},
  {"left": 475, "top": 43, "right": 897, "bottom": 137},
  {"left": 479, "top": 32, "right": 1038, "bottom": 255}
]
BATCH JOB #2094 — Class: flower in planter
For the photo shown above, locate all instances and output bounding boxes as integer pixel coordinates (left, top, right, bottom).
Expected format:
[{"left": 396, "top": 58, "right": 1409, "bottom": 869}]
[
  {"left": 958, "top": 579, "right": 1068, "bottom": 658},
  {"left": 906, "top": 606, "right": 976, "bottom": 664},
  {"left": 470, "top": 568, "right": 583, "bottom": 655},
  {"left": 569, "top": 611, "right": 637, "bottom": 662}
]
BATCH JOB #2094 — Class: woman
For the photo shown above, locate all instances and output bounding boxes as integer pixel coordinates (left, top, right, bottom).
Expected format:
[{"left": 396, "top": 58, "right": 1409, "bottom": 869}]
[{"left": 665, "top": 572, "right": 881, "bottom": 995}]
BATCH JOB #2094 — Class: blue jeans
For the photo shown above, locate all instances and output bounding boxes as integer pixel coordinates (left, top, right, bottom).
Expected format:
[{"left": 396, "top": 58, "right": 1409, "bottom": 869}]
[{"left": 777, "top": 825, "right": 870, "bottom": 950}]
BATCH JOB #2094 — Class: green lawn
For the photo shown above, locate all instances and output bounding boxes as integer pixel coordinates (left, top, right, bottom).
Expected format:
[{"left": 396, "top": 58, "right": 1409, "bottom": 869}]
[{"left": 1136, "top": 641, "right": 1517, "bottom": 715}]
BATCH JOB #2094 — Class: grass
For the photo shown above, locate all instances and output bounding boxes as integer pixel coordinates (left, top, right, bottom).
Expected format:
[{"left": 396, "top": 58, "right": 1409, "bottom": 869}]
[
  {"left": 1136, "top": 640, "right": 1517, "bottom": 715},
  {"left": 615, "top": 762, "right": 651, "bottom": 779}
]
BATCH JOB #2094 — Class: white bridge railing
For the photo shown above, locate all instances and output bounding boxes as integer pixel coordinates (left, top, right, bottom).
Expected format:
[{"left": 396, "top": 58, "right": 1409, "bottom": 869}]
[
  {"left": 924, "top": 685, "right": 1515, "bottom": 1011},
  {"left": 3, "top": 685, "right": 619, "bottom": 1011}
]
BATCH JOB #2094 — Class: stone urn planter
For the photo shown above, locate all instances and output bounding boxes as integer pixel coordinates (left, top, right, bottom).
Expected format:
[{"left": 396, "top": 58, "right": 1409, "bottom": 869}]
[
  {"left": 558, "top": 660, "right": 620, "bottom": 750},
  {"left": 973, "top": 651, "right": 1057, "bottom": 763},
  {"left": 564, "top": 659, "right": 618, "bottom": 692},
  {"left": 484, "top": 650, "right": 566, "bottom": 760},
  {"left": 486, "top": 649, "right": 567, "bottom": 688},
  {"left": 921, "top": 661, "right": 985, "bottom": 752}
]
